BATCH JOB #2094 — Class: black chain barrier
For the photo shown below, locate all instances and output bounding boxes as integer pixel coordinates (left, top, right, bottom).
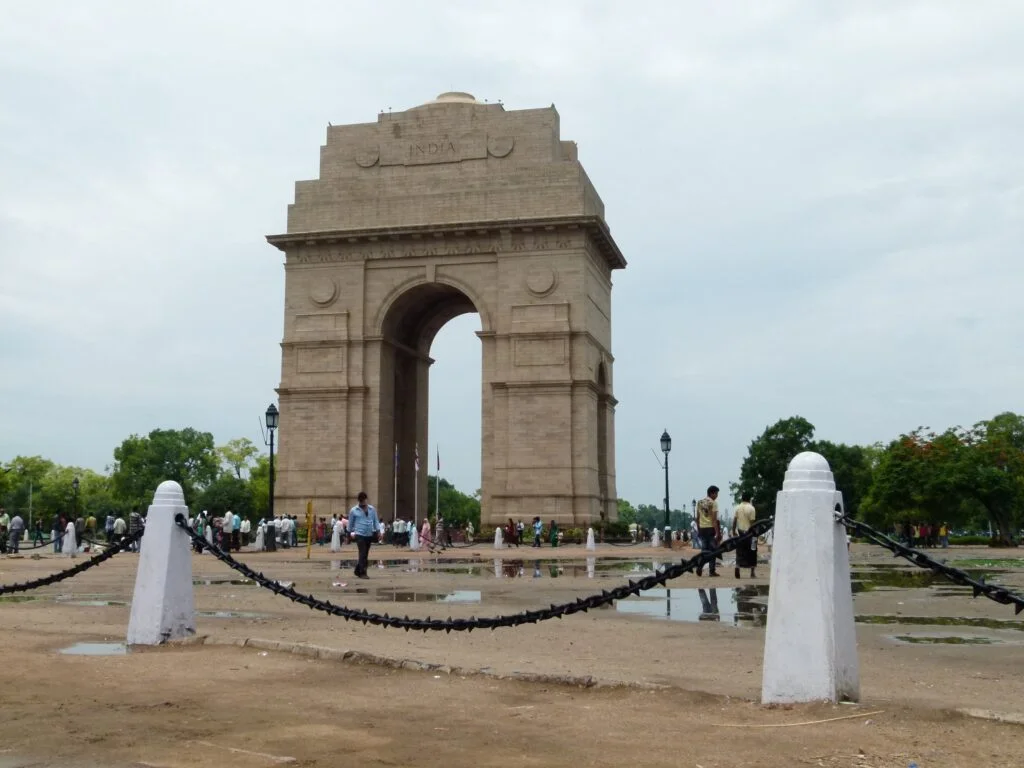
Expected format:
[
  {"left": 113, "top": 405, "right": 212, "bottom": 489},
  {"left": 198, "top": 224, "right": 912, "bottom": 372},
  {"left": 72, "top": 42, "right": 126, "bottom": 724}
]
[
  {"left": 175, "top": 513, "right": 773, "bottom": 632},
  {"left": 843, "top": 516, "right": 1024, "bottom": 616},
  {"left": 0, "top": 531, "right": 143, "bottom": 596}
]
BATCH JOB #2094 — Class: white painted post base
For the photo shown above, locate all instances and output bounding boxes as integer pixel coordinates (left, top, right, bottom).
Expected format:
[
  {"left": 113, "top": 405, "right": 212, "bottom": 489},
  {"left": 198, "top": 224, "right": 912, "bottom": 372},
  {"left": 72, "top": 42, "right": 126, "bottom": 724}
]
[
  {"left": 586, "top": 528, "right": 596, "bottom": 550},
  {"left": 761, "top": 452, "right": 859, "bottom": 704},
  {"left": 126, "top": 481, "right": 196, "bottom": 645},
  {"left": 651, "top": 528, "right": 660, "bottom": 548},
  {"left": 494, "top": 527, "right": 504, "bottom": 549},
  {"left": 410, "top": 527, "right": 420, "bottom": 551}
]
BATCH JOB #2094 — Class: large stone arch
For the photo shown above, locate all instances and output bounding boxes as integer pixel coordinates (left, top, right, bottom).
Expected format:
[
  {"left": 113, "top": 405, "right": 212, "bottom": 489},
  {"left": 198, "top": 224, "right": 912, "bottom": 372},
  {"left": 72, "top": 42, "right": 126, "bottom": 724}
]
[{"left": 267, "top": 92, "right": 626, "bottom": 526}]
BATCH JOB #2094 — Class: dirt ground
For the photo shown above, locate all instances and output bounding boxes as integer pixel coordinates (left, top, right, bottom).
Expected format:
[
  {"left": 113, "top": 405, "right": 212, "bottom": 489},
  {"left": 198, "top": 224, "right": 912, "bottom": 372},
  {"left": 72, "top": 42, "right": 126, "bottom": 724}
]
[{"left": 1, "top": 540, "right": 1022, "bottom": 767}]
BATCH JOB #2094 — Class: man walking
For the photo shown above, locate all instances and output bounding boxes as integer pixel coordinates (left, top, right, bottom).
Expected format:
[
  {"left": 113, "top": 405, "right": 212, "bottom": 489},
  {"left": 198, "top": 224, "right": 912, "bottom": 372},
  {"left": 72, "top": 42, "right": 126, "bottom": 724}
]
[
  {"left": 349, "top": 492, "right": 380, "bottom": 579},
  {"left": 8, "top": 512, "right": 25, "bottom": 554},
  {"left": 695, "top": 485, "right": 721, "bottom": 577}
]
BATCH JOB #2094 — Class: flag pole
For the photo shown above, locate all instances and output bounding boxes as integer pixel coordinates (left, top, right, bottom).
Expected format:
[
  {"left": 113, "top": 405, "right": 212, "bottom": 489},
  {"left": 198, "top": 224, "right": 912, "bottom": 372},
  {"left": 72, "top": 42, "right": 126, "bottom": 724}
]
[
  {"left": 435, "top": 445, "right": 440, "bottom": 524},
  {"left": 414, "top": 443, "right": 419, "bottom": 529},
  {"left": 393, "top": 443, "right": 398, "bottom": 525}
]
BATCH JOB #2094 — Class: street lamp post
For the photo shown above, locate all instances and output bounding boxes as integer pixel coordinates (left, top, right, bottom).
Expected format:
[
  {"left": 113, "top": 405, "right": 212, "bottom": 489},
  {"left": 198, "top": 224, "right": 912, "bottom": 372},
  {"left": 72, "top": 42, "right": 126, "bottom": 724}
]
[
  {"left": 691, "top": 498, "right": 697, "bottom": 526},
  {"left": 265, "top": 404, "right": 279, "bottom": 549},
  {"left": 72, "top": 476, "right": 80, "bottom": 521},
  {"left": 660, "top": 430, "right": 671, "bottom": 548}
]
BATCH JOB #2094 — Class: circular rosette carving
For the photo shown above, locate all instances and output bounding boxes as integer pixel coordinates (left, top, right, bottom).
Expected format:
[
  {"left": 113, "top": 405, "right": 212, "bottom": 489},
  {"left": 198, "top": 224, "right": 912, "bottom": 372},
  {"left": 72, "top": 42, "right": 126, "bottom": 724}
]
[
  {"left": 487, "top": 135, "right": 515, "bottom": 158},
  {"left": 525, "top": 266, "right": 557, "bottom": 297},
  {"left": 355, "top": 146, "right": 380, "bottom": 168},
  {"left": 310, "top": 278, "right": 339, "bottom": 307}
]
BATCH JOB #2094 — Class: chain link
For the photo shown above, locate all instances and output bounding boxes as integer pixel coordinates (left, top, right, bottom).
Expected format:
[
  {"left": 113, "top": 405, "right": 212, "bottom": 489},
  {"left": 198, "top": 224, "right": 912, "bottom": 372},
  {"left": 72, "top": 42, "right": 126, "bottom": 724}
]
[
  {"left": 842, "top": 517, "right": 1024, "bottom": 616},
  {"left": 0, "top": 531, "right": 143, "bottom": 596},
  {"left": 175, "top": 513, "right": 773, "bottom": 632}
]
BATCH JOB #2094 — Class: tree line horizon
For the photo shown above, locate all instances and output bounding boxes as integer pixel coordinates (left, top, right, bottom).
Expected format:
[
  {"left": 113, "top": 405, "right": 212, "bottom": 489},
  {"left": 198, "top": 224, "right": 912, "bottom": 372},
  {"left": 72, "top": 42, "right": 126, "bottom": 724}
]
[{"left": 2, "top": 411, "right": 1021, "bottom": 544}]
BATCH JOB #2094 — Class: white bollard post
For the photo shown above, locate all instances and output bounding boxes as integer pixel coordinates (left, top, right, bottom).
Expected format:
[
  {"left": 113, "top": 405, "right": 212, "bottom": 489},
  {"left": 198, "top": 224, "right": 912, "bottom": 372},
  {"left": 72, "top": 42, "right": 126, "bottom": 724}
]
[
  {"left": 651, "top": 528, "right": 660, "bottom": 548},
  {"left": 762, "top": 452, "right": 859, "bottom": 704},
  {"left": 586, "top": 527, "right": 596, "bottom": 550},
  {"left": 127, "top": 481, "right": 196, "bottom": 645},
  {"left": 494, "top": 527, "right": 504, "bottom": 549},
  {"left": 410, "top": 526, "right": 420, "bottom": 551}
]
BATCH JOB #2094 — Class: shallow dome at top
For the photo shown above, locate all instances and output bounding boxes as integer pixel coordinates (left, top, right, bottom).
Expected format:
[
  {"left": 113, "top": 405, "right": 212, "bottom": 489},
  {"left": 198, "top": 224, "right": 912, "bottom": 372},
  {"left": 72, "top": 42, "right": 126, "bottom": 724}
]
[{"left": 421, "top": 91, "right": 481, "bottom": 105}]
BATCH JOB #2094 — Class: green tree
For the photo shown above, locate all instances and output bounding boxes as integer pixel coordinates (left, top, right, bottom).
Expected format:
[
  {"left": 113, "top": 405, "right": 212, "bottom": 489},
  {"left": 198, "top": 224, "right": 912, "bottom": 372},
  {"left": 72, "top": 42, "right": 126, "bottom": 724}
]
[
  {"left": 0, "top": 456, "right": 54, "bottom": 517},
  {"left": 962, "top": 413, "right": 1024, "bottom": 544},
  {"left": 812, "top": 440, "right": 876, "bottom": 520},
  {"left": 426, "top": 475, "right": 481, "bottom": 529},
  {"left": 733, "top": 416, "right": 816, "bottom": 518},
  {"left": 616, "top": 498, "right": 637, "bottom": 525},
  {"left": 217, "top": 437, "right": 259, "bottom": 479},
  {"left": 248, "top": 455, "right": 271, "bottom": 520},
  {"left": 197, "top": 474, "right": 254, "bottom": 521},
  {"left": 111, "top": 428, "right": 219, "bottom": 508}
]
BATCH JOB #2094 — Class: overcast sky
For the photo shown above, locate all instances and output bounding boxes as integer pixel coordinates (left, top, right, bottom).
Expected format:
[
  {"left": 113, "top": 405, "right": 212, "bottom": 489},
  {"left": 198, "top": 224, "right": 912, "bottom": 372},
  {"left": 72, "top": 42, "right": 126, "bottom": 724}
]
[{"left": 2, "top": 1, "right": 1022, "bottom": 509}]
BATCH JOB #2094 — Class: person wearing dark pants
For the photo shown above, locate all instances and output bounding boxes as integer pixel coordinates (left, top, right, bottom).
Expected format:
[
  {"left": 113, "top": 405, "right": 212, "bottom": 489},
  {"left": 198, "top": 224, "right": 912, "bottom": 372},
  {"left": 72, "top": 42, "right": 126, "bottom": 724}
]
[
  {"left": 695, "top": 485, "right": 721, "bottom": 577},
  {"left": 348, "top": 491, "right": 380, "bottom": 579}
]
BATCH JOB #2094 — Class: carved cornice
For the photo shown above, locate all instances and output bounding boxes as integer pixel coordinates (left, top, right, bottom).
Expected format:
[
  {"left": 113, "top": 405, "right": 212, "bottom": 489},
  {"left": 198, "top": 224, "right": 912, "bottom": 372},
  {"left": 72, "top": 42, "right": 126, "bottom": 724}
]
[{"left": 266, "top": 215, "right": 626, "bottom": 270}]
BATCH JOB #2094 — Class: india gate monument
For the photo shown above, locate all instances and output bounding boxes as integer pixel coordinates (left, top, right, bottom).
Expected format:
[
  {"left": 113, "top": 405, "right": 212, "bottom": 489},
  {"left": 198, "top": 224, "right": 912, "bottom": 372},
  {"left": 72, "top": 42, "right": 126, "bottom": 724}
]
[{"left": 267, "top": 92, "right": 626, "bottom": 527}]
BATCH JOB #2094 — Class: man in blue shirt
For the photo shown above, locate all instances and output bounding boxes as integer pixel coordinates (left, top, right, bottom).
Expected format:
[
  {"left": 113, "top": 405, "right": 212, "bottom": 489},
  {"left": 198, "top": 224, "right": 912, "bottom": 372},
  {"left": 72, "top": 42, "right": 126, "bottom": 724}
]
[{"left": 348, "top": 492, "right": 380, "bottom": 579}]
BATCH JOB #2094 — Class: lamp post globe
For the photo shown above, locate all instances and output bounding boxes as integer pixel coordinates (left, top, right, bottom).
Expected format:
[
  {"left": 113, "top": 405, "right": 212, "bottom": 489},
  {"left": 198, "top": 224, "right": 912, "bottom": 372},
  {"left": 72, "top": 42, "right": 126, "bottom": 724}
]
[{"left": 660, "top": 430, "right": 671, "bottom": 548}]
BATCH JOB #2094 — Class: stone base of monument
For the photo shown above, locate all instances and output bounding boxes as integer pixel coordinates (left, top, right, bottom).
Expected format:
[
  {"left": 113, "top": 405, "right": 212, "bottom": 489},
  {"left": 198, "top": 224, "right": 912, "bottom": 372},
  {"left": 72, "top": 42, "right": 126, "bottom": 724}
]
[
  {"left": 126, "top": 480, "right": 196, "bottom": 646},
  {"left": 761, "top": 452, "right": 859, "bottom": 704}
]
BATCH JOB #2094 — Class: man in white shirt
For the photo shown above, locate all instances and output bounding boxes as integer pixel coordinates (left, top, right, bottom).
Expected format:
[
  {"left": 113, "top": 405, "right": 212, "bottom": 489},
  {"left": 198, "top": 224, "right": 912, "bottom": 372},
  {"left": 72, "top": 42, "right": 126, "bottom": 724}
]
[
  {"left": 220, "top": 511, "right": 234, "bottom": 550},
  {"left": 240, "top": 517, "right": 251, "bottom": 546}
]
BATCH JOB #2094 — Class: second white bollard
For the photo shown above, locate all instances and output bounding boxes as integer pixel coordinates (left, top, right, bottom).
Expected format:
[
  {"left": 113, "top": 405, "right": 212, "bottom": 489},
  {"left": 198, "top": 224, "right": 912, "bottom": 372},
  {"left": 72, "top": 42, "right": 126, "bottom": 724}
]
[
  {"left": 761, "top": 452, "right": 859, "bottom": 704},
  {"left": 494, "top": 527, "right": 504, "bottom": 549},
  {"left": 126, "top": 480, "right": 196, "bottom": 645},
  {"left": 586, "top": 528, "right": 596, "bottom": 550}
]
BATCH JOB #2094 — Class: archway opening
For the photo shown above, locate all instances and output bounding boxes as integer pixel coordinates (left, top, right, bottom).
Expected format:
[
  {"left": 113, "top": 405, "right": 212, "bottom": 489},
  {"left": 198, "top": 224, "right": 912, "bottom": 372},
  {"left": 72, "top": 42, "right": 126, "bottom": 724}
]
[{"left": 379, "top": 283, "right": 482, "bottom": 532}]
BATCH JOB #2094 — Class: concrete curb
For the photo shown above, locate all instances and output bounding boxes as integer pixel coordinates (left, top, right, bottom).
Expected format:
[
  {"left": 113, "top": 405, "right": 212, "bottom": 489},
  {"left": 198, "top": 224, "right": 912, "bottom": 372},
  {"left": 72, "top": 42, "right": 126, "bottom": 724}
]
[{"left": 170, "top": 634, "right": 668, "bottom": 691}]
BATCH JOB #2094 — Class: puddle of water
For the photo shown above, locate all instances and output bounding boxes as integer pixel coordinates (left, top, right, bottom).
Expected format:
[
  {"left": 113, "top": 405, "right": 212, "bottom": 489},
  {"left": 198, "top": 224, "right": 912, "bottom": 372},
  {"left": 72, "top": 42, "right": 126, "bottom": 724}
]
[
  {"left": 856, "top": 615, "right": 1024, "bottom": 631},
  {"left": 62, "top": 600, "right": 127, "bottom": 607},
  {"left": 197, "top": 610, "right": 269, "bottom": 619},
  {"left": 59, "top": 642, "right": 127, "bottom": 655},
  {"left": 373, "top": 588, "right": 482, "bottom": 603},
  {"left": 193, "top": 578, "right": 253, "bottom": 586},
  {"left": 892, "top": 635, "right": 995, "bottom": 645},
  {"left": 0, "top": 595, "right": 39, "bottom": 603},
  {"left": 850, "top": 567, "right": 1003, "bottom": 591},
  {"left": 616, "top": 586, "right": 768, "bottom": 627}
]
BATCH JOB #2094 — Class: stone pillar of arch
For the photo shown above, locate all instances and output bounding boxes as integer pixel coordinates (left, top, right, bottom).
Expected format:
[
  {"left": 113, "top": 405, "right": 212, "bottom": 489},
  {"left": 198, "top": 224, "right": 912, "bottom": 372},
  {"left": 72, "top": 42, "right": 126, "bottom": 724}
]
[{"left": 267, "top": 92, "right": 626, "bottom": 527}]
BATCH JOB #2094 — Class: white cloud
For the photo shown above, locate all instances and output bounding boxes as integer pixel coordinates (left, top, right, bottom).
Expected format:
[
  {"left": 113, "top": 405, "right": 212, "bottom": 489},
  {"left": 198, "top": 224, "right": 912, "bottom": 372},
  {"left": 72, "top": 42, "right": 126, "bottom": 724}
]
[{"left": 2, "top": 1, "right": 1022, "bottom": 506}]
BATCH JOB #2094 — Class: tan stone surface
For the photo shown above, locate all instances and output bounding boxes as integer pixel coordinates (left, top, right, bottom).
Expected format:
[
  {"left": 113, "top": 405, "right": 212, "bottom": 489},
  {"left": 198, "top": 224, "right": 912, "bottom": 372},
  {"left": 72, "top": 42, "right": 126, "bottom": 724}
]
[
  {"left": 2, "top": 543, "right": 1023, "bottom": 767},
  {"left": 267, "top": 93, "right": 625, "bottom": 526}
]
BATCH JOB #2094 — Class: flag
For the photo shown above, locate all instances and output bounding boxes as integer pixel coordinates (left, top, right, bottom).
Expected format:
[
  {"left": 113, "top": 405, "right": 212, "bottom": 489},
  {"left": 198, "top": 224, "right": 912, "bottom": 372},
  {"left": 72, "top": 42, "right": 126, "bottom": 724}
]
[
  {"left": 436, "top": 446, "right": 440, "bottom": 473},
  {"left": 394, "top": 443, "right": 399, "bottom": 470},
  {"left": 414, "top": 444, "right": 420, "bottom": 473}
]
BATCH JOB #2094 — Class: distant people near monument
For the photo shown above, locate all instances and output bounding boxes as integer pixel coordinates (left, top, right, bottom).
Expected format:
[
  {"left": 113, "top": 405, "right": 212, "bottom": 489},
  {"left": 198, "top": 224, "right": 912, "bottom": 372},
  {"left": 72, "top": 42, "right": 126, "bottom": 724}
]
[
  {"left": 113, "top": 515, "right": 127, "bottom": 544},
  {"left": 465, "top": 520, "right": 474, "bottom": 543},
  {"left": 348, "top": 491, "right": 380, "bottom": 579},
  {"left": 516, "top": 519, "right": 525, "bottom": 545},
  {"left": 732, "top": 492, "right": 758, "bottom": 579},
  {"left": 231, "top": 511, "right": 242, "bottom": 550},
  {"left": 532, "top": 517, "right": 543, "bottom": 547},
  {"left": 420, "top": 517, "right": 432, "bottom": 547},
  {"left": 128, "top": 509, "right": 143, "bottom": 552},
  {"left": 253, "top": 519, "right": 265, "bottom": 551},
  {"left": 505, "top": 518, "right": 519, "bottom": 548},
  {"left": 62, "top": 518, "right": 77, "bottom": 557},
  {"left": 549, "top": 519, "right": 559, "bottom": 548},
  {"left": 8, "top": 512, "right": 24, "bottom": 554},
  {"left": 32, "top": 518, "right": 45, "bottom": 547},
  {"left": 220, "top": 511, "right": 234, "bottom": 551},
  {"left": 695, "top": 486, "right": 721, "bottom": 577},
  {"left": 240, "top": 516, "right": 251, "bottom": 547},
  {"left": 330, "top": 517, "right": 344, "bottom": 552},
  {"left": 105, "top": 513, "right": 115, "bottom": 541}
]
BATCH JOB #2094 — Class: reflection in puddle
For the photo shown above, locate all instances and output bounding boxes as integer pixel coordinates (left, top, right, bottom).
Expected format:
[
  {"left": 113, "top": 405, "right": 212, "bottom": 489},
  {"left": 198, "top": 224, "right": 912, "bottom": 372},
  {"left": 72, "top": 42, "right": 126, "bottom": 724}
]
[
  {"left": 616, "top": 587, "right": 768, "bottom": 627},
  {"left": 193, "top": 578, "right": 253, "bottom": 586},
  {"left": 60, "top": 600, "right": 127, "bottom": 607},
  {"left": 59, "top": 642, "right": 127, "bottom": 655},
  {"left": 0, "top": 595, "right": 40, "bottom": 603},
  {"left": 373, "top": 588, "right": 481, "bottom": 604},
  {"left": 197, "top": 610, "right": 269, "bottom": 619}
]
